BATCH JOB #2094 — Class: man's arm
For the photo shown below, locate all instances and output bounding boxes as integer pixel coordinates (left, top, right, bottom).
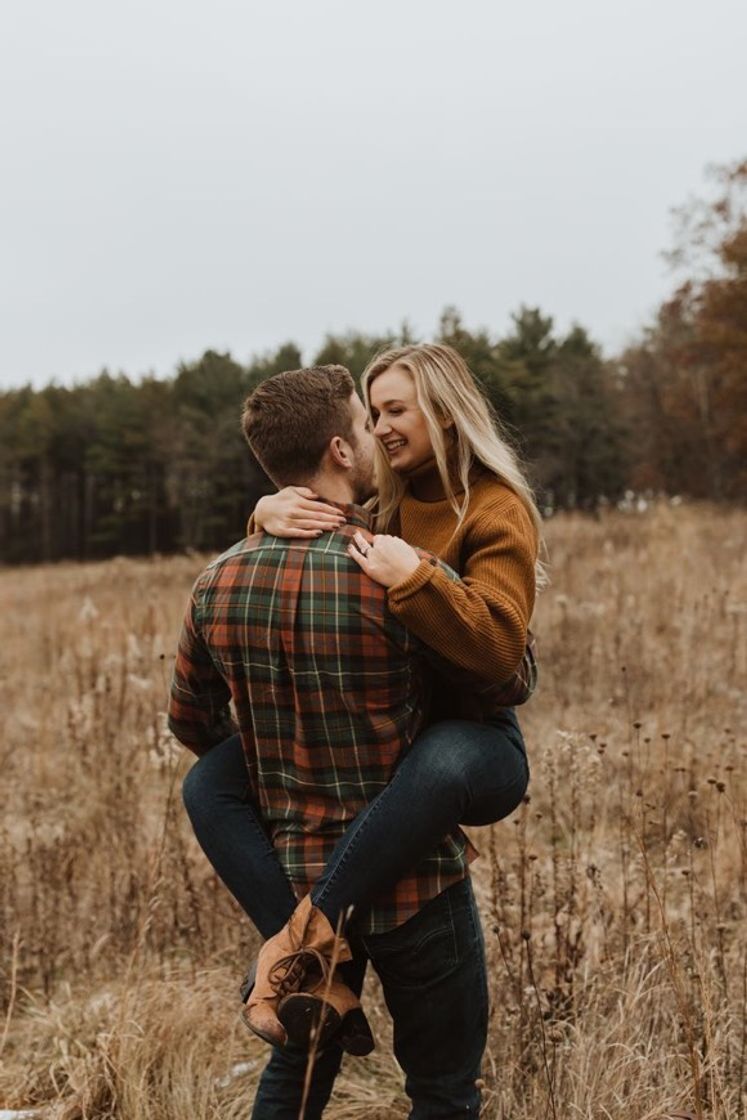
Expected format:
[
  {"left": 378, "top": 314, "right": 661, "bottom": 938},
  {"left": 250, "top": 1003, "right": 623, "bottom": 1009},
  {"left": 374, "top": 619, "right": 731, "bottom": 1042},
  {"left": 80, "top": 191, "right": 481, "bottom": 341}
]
[{"left": 168, "top": 584, "right": 237, "bottom": 756}]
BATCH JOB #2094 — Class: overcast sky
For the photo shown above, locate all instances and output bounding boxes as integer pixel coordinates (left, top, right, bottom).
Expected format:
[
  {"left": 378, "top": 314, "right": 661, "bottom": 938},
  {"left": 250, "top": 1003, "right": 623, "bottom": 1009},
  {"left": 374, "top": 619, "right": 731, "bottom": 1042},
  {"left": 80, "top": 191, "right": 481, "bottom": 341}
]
[{"left": 1, "top": 0, "right": 745, "bottom": 389}]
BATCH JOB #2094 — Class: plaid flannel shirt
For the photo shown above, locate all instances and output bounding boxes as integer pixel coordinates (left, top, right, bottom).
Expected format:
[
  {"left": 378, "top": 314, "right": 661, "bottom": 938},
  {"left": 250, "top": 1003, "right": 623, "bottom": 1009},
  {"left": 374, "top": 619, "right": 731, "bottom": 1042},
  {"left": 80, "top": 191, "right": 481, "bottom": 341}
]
[{"left": 168, "top": 502, "right": 475, "bottom": 934}]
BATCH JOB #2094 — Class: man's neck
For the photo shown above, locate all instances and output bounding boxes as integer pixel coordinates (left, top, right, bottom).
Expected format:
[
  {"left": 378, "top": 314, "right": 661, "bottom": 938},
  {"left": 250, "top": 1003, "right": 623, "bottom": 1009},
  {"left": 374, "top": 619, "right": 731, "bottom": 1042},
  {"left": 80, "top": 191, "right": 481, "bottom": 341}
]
[{"left": 303, "top": 473, "right": 357, "bottom": 507}]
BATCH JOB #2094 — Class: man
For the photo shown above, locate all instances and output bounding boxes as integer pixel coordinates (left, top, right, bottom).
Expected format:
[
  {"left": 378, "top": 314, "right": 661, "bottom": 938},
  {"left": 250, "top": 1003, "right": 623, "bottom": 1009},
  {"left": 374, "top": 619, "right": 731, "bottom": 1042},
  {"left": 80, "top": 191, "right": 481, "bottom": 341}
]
[{"left": 168, "top": 365, "right": 488, "bottom": 1118}]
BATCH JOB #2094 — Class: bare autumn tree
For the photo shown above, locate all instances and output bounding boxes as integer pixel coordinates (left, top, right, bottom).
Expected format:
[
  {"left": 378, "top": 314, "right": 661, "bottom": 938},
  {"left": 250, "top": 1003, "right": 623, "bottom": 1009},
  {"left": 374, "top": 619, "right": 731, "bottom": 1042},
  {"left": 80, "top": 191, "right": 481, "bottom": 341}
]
[{"left": 621, "top": 160, "right": 747, "bottom": 500}]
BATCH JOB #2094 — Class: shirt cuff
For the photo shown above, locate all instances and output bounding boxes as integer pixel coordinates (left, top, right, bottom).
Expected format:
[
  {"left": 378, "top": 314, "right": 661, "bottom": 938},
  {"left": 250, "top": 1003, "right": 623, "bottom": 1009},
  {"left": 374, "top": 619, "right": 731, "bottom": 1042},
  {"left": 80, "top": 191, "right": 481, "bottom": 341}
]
[{"left": 387, "top": 557, "right": 438, "bottom": 603}]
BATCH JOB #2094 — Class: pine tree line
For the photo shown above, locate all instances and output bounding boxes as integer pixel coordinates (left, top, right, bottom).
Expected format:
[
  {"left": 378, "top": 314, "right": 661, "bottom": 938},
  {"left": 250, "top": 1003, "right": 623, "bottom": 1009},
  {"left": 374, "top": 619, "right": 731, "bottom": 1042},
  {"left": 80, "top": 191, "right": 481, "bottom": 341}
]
[{"left": 2, "top": 161, "right": 744, "bottom": 565}]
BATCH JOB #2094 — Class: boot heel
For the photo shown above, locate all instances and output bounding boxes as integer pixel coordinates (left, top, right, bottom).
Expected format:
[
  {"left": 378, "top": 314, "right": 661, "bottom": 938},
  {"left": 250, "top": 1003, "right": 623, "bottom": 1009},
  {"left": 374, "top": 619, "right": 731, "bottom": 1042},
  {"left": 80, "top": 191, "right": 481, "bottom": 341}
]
[
  {"left": 277, "top": 993, "right": 342, "bottom": 1049},
  {"left": 338, "top": 1007, "right": 375, "bottom": 1056}
]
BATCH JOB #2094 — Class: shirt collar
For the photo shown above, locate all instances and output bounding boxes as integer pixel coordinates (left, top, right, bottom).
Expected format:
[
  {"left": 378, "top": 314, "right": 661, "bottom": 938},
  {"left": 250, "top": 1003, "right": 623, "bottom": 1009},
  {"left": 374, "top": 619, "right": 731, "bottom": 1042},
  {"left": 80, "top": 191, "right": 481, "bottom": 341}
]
[{"left": 318, "top": 498, "right": 374, "bottom": 532}]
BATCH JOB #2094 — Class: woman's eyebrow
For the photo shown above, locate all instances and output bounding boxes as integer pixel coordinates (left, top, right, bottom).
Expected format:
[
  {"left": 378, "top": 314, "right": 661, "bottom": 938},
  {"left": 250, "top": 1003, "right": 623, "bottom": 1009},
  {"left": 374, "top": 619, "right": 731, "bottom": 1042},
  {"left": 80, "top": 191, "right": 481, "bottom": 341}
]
[{"left": 374, "top": 398, "right": 407, "bottom": 407}]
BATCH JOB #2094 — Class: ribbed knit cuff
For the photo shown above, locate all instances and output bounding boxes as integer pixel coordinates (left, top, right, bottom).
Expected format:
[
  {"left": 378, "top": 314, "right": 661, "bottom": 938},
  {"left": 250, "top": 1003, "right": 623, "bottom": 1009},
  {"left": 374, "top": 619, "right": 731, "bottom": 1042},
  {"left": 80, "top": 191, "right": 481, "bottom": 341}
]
[{"left": 387, "top": 557, "right": 438, "bottom": 603}]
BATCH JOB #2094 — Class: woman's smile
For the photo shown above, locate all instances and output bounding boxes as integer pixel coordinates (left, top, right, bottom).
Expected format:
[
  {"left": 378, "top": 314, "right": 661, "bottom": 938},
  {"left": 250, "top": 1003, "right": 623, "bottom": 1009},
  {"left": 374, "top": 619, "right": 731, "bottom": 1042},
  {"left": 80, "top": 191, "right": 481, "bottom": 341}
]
[
  {"left": 384, "top": 437, "right": 407, "bottom": 457},
  {"left": 369, "top": 365, "right": 434, "bottom": 474}
]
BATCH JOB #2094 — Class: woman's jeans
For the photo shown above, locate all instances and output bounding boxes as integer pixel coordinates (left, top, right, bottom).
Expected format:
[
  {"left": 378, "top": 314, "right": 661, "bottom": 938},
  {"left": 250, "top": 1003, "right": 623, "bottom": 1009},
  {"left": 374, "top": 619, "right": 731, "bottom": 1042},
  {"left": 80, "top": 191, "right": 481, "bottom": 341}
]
[{"left": 182, "top": 710, "right": 529, "bottom": 937}]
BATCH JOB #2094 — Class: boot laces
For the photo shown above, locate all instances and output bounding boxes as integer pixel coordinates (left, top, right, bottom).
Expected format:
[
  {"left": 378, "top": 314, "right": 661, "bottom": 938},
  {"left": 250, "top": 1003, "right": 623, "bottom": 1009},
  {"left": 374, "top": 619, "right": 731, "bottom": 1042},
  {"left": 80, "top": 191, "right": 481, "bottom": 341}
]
[{"left": 268, "top": 947, "right": 332, "bottom": 999}]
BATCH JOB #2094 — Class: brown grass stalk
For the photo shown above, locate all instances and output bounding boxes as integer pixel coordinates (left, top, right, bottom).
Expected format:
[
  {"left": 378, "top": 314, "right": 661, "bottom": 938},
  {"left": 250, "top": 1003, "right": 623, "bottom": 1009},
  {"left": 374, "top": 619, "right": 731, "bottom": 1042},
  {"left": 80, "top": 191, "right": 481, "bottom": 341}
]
[{"left": 2, "top": 502, "right": 745, "bottom": 1117}]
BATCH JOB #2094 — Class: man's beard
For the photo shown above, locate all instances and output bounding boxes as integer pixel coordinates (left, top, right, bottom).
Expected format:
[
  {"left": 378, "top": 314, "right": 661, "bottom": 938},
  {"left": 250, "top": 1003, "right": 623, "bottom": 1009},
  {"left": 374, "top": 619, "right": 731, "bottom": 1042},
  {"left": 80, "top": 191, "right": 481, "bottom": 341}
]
[{"left": 351, "top": 459, "right": 377, "bottom": 505}]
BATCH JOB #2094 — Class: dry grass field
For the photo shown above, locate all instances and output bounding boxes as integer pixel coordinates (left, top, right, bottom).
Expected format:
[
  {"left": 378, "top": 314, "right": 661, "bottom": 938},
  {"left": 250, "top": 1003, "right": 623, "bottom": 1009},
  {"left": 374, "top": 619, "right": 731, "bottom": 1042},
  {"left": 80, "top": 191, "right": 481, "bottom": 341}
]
[{"left": 1, "top": 503, "right": 746, "bottom": 1120}]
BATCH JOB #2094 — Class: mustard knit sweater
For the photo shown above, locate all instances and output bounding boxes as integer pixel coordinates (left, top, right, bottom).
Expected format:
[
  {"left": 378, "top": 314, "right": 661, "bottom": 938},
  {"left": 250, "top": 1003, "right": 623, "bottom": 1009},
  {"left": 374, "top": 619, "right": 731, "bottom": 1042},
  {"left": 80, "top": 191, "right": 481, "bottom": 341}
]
[{"left": 387, "top": 464, "right": 538, "bottom": 688}]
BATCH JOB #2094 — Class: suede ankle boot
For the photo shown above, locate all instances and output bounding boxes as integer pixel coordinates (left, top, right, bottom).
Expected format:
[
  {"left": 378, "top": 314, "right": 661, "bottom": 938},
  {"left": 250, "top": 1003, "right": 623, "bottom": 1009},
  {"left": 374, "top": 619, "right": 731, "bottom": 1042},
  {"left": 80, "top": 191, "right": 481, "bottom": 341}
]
[{"left": 242, "top": 894, "right": 374, "bottom": 1055}]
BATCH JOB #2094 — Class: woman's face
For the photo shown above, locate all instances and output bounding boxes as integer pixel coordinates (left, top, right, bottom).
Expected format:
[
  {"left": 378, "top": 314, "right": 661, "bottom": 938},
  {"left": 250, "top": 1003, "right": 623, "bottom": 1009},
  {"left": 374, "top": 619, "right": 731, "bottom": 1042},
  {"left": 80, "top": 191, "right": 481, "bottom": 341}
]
[{"left": 368, "top": 365, "right": 434, "bottom": 475}]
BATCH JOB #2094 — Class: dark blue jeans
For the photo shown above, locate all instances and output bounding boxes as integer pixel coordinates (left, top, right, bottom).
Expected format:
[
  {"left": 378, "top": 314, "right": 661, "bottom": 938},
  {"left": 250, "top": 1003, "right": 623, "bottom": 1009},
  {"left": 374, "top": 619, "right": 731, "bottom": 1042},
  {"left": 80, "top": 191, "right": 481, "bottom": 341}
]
[
  {"left": 182, "top": 711, "right": 529, "bottom": 937},
  {"left": 251, "top": 879, "right": 488, "bottom": 1119},
  {"left": 182, "top": 712, "right": 528, "bottom": 1116}
]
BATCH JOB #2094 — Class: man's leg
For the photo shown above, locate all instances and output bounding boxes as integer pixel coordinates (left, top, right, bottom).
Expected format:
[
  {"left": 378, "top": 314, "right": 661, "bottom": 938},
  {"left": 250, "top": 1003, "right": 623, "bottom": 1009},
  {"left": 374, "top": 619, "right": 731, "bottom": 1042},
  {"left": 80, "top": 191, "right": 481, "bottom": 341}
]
[
  {"left": 182, "top": 734, "right": 298, "bottom": 938},
  {"left": 250, "top": 953, "right": 368, "bottom": 1120},
  {"left": 363, "top": 880, "right": 488, "bottom": 1119}
]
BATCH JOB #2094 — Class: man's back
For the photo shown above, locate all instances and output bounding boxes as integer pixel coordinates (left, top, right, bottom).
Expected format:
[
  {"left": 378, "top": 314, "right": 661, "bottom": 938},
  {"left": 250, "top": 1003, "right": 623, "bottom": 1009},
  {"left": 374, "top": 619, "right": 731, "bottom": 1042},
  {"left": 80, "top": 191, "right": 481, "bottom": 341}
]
[{"left": 169, "top": 503, "right": 471, "bottom": 933}]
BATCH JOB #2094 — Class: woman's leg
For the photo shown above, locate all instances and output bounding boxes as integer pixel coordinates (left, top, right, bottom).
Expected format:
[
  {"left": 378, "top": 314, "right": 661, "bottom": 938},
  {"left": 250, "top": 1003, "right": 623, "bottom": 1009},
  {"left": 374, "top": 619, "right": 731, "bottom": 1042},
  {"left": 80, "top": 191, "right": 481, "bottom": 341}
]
[
  {"left": 311, "top": 709, "right": 529, "bottom": 928},
  {"left": 182, "top": 734, "right": 297, "bottom": 940}
]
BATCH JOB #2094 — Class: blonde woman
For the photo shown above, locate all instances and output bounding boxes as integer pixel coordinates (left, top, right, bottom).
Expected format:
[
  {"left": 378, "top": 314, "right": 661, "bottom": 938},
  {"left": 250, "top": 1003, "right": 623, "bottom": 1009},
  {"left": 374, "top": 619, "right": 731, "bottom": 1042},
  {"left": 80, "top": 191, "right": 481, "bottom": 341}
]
[{"left": 183, "top": 344, "right": 540, "bottom": 1038}]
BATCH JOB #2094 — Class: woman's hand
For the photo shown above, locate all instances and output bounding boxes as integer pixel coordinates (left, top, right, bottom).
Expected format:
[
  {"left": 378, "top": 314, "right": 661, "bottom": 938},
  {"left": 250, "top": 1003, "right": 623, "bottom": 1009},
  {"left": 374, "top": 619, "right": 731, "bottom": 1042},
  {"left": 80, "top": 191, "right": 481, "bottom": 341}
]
[
  {"left": 347, "top": 531, "right": 422, "bottom": 588},
  {"left": 253, "top": 487, "right": 346, "bottom": 538}
]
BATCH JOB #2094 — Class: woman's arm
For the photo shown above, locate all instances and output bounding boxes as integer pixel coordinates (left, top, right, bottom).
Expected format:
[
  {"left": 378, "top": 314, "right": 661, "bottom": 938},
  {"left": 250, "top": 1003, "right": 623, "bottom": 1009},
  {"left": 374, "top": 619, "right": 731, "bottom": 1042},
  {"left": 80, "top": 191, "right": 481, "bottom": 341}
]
[
  {"left": 248, "top": 487, "right": 346, "bottom": 538},
  {"left": 349, "top": 496, "right": 537, "bottom": 684}
]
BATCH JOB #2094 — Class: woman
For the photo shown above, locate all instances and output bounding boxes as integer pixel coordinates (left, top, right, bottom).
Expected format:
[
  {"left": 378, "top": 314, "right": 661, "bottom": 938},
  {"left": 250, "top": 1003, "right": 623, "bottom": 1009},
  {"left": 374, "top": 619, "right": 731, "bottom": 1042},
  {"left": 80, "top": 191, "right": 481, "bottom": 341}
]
[{"left": 183, "top": 343, "right": 542, "bottom": 1037}]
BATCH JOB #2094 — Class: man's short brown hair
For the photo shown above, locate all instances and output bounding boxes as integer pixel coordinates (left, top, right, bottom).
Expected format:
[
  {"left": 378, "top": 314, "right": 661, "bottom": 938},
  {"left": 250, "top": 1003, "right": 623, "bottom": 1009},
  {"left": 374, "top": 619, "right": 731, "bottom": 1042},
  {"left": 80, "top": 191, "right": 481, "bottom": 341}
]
[{"left": 242, "top": 365, "right": 357, "bottom": 486}]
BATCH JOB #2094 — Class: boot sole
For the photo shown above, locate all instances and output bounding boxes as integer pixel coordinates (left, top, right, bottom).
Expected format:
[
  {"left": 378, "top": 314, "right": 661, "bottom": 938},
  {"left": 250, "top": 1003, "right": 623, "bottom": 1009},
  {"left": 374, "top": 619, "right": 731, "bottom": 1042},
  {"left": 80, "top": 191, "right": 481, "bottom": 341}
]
[
  {"left": 278, "top": 995, "right": 375, "bottom": 1056},
  {"left": 277, "top": 993, "right": 342, "bottom": 1050}
]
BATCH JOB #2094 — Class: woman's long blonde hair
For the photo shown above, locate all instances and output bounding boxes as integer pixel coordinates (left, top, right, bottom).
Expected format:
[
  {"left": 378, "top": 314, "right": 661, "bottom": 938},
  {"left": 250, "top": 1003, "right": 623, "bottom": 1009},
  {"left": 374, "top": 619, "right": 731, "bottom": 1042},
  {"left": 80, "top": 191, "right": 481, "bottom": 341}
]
[{"left": 361, "top": 343, "right": 547, "bottom": 584}]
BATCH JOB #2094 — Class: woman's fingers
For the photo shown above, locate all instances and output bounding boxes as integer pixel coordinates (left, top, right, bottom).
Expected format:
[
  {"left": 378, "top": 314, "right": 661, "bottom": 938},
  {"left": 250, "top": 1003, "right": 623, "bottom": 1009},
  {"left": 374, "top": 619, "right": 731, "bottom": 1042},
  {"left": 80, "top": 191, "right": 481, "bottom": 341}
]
[
  {"left": 287, "top": 519, "right": 340, "bottom": 531},
  {"left": 292, "top": 508, "right": 345, "bottom": 524},
  {"left": 352, "top": 531, "right": 372, "bottom": 553},
  {"left": 293, "top": 500, "right": 345, "bottom": 520},
  {"left": 347, "top": 540, "right": 370, "bottom": 570},
  {"left": 273, "top": 527, "right": 326, "bottom": 539}
]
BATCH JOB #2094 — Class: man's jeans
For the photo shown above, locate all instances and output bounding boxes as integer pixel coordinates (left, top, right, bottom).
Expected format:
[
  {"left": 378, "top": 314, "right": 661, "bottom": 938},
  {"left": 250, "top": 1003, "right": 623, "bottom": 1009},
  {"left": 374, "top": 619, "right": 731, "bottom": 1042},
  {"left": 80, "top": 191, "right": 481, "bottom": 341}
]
[
  {"left": 250, "top": 878, "right": 488, "bottom": 1120},
  {"left": 182, "top": 714, "right": 528, "bottom": 1115}
]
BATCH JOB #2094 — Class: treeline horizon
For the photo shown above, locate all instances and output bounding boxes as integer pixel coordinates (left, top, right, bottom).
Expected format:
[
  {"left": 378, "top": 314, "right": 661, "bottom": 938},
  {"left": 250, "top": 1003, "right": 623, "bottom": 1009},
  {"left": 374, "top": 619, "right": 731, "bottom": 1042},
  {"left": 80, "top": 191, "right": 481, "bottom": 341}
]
[{"left": 2, "top": 160, "right": 745, "bottom": 565}]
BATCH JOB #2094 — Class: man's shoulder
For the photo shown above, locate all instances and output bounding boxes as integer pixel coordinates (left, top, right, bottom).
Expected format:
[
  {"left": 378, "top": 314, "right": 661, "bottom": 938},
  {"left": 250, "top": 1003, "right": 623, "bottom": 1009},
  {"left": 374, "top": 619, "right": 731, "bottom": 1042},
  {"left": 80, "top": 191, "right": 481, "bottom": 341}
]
[
  {"left": 196, "top": 536, "right": 259, "bottom": 578},
  {"left": 190, "top": 536, "right": 274, "bottom": 600},
  {"left": 193, "top": 529, "right": 389, "bottom": 598}
]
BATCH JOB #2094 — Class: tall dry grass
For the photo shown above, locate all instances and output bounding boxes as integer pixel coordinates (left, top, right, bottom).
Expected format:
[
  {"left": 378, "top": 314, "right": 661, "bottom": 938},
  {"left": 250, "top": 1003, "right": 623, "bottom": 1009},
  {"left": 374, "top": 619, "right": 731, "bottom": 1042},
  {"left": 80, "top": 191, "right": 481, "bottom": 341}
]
[{"left": 1, "top": 502, "right": 745, "bottom": 1119}]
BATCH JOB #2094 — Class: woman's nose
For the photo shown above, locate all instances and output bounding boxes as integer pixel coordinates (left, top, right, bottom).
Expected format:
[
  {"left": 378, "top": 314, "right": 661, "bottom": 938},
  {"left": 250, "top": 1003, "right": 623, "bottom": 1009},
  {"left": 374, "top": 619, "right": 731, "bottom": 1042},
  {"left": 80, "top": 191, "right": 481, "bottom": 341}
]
[{"left": 373, "top": 416, "right": 389, "bottom": 437}]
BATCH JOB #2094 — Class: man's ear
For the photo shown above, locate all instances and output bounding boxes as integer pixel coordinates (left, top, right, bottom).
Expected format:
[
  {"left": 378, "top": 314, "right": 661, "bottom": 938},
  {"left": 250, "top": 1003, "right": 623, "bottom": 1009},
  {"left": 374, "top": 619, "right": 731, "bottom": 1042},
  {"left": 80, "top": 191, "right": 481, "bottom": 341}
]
[{"left": 327, "top": 436, "right": 353, "bottom": 470}]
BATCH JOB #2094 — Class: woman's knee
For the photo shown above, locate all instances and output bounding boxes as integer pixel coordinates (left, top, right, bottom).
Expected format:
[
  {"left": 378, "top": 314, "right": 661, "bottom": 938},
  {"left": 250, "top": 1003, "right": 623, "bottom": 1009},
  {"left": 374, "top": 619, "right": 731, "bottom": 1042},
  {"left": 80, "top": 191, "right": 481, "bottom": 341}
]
[
  {"left": 407, "top": 721, "right": 494, "bottom": 790},
  {"left": 408, "top": 719, "right": 528, "bottom": 803},
  {"left": 461, "top": 760, "right": 529, "bottom": 826}
]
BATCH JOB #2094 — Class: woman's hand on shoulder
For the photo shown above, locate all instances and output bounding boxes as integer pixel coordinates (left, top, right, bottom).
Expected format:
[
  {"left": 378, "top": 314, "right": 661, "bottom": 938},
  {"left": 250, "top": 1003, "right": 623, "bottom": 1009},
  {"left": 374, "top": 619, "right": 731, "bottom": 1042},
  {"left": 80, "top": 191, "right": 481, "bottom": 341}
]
[
  {"left": 252, "top": 487, "right": 346, "bottom": 538},
  {"left": 348, "top": 531, "right": 421, "bottom": 588}
]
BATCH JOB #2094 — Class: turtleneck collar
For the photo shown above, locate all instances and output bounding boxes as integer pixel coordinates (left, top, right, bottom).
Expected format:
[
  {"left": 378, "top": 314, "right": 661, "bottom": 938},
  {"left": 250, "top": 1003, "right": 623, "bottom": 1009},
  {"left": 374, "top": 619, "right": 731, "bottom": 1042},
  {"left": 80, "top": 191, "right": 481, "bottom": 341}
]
[
  {"left": 402, "top": 456, "right": 445, "bottom": 501},
  {"left": 403, "top": 456, "right": 486, "bottom": 503}
]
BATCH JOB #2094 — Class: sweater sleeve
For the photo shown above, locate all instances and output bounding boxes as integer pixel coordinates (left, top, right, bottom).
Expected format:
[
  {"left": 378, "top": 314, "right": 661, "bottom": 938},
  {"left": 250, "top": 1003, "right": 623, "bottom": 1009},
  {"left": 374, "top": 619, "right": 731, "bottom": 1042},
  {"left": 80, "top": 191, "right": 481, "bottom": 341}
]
[{"left": 386, "top": 496, "right": 537, "bottom": 684}]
